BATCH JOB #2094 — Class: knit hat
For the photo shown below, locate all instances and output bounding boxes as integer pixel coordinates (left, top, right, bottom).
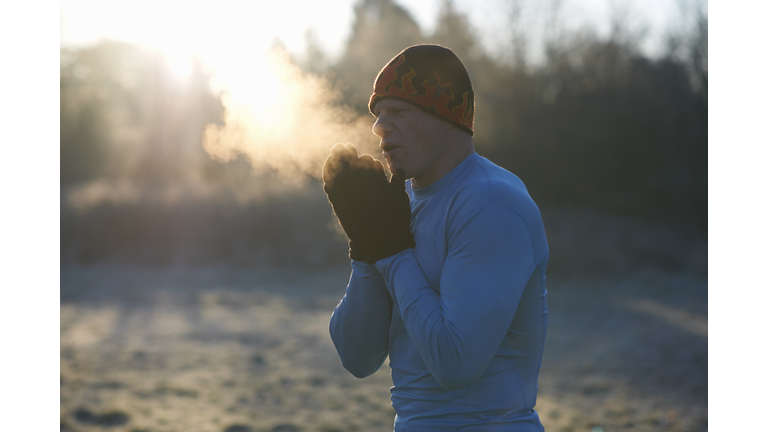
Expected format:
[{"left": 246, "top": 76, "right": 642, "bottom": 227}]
[{"left": 369, "top": 44, "right": 475, "bottom": 136}]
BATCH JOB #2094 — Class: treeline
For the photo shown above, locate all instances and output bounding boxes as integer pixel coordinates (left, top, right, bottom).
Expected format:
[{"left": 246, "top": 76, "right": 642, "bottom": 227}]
[
  {"left": 60, "top": 43, "right": 225, "bottom": 187},
  {"left": 60, "top": 0, "right": 707, "bottom": 268},
  {"left": 327, "top": 0, "right": 707, "bottom": 230}
]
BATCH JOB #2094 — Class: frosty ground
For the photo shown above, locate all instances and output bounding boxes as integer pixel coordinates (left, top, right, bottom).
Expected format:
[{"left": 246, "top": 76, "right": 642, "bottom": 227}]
[{"left": 60, "top": 262, "right": 706, "bottom": 432}]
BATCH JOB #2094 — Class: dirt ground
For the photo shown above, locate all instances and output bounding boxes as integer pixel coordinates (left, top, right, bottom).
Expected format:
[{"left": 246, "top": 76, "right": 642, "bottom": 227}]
[{"left": 60, "top": 264, "right": 707, "bottom": 432}]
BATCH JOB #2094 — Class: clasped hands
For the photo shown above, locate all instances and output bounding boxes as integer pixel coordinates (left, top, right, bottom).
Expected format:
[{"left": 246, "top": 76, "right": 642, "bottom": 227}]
[{"left": 322, "top": 144, "right": 415, "bottom": 263}]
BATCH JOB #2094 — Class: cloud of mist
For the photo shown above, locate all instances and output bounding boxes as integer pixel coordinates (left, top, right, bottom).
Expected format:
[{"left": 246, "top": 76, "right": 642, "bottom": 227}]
[{"left": 203, "top": 47, "right": 380, "bottom": 184}]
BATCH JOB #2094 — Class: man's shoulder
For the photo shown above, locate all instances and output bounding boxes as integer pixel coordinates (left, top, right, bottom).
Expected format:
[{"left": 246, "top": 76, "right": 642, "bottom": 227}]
[
  {"left": 441, "top": 155, "right": 548, "bottom": 256},
  {"left": 451, "top": 156, "right": 548, "bottom": 249},
  {"left": 455, "top": 156, "right": 535, "bottom": 210}
]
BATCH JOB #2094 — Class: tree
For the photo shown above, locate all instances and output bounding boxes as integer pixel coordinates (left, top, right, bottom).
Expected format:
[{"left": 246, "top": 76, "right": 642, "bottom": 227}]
[
  {"left": 334, "top": 0, "right": 427, "bottom": 111},
  {"left": 60, "top": 42, "right": 223, "bottom": 187},
  {"left": 430, "top": 0, "right": 477, "bottom": 63},
  {"left": 664, "top": 0, "right": 708, "bottom": 97},
  {"left": 300, "top": 29, "right": 331, "bottom": 75}
]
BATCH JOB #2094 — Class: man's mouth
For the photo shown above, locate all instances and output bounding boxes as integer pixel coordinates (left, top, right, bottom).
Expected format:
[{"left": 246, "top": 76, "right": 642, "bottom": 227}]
[{"left": 381, "top": 142, "right": 398, "bottom": 158}]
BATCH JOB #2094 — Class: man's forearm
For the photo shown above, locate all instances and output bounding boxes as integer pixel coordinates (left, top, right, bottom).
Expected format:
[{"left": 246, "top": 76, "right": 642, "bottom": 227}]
[{"left": 329, "top": 260, "right": 392, "bottom": 378}]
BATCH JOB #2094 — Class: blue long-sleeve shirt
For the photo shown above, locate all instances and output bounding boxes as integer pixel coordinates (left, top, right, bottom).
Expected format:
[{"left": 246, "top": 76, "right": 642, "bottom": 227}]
[{"left": 329, "top": 153, "right": 549, "bottom": 431}]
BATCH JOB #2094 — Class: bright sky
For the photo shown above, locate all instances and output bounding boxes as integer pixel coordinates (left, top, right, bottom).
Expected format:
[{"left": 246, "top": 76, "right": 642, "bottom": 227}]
[{"left": 60, "top": 0, "right": 705, "bottom": 69}]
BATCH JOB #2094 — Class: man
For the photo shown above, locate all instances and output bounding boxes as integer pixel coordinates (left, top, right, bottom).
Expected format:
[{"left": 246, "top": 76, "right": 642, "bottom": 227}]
[{"left": 323, "top": 44, "right": 549, "bottom": 431}]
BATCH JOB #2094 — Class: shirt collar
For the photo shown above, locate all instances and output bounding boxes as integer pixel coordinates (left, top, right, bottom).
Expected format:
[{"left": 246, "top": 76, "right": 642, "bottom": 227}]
[{"left": 411, "top": 153, "right": 480, "bottom": 199}]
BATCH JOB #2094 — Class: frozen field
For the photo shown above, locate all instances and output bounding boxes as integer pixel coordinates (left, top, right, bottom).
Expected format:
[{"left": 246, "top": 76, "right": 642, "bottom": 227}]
[{"left": 60, "top": 265, "right": 707, "bottom": 432}]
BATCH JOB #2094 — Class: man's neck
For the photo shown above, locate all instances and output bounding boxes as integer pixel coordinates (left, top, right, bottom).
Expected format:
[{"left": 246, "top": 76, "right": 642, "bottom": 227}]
[{"left": 412, "top": 143, "right": 476, "bottom": 189}]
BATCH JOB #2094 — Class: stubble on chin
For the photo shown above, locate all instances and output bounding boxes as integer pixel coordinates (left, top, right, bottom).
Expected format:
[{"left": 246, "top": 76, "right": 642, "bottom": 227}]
[{"left": 385, "top": 158, "right": 407, "bottom": 179}]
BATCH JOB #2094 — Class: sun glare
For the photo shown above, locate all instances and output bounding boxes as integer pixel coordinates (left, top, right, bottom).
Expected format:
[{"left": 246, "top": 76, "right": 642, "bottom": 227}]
[
  {"left": 202, "top": 45, "right": 379, "bottom": 184},
  {"left": 217, "top": 50, "right": 283, "bottom": 112},
  {"left": 165, "top": 50, "right": 194, "bottom": 81},
  {"left": 62, "top": 0, "right": 378, "bottom": 182}
]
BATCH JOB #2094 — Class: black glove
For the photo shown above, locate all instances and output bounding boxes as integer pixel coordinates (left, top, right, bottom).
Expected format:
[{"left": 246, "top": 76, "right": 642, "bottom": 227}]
[{"left": 323, "top": 144, "right": 415, "bottom": 263}]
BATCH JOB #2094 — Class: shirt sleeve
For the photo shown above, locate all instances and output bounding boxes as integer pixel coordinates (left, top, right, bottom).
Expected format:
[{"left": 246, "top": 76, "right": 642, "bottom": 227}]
[
  {"left": 374, "top": 205, "right": 538, "bottom": 391},
  {"left": 329, "top": 259, "right": 393, "bottom": 378}
]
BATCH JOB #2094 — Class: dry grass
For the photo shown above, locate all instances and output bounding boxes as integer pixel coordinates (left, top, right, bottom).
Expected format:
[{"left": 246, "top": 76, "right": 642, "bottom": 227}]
[
  {"left": 536, "top": 270, "right": 707, "bottom": 431},
  {"left": 61, "top": 264, "right": 706, "bottom": 432}
]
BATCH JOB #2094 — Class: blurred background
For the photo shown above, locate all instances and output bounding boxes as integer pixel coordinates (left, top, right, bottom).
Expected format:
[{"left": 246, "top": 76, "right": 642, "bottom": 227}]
[
  {"left": 60, "top": 0, "right": 708, "bottom": 431},
  {"left": 60, "top": 0, "right": 707, "bottom": 270}
]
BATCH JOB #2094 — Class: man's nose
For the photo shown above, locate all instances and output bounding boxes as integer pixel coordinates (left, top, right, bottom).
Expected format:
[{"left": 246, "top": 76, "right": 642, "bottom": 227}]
[{"left": 373, "top": 115, "right": 393, "bottom": 138}]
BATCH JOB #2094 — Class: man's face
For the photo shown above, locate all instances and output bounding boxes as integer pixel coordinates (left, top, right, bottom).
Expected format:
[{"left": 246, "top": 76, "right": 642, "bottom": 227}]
[{"left": 372, "top": 98, "right": 450, "bottom": 183}]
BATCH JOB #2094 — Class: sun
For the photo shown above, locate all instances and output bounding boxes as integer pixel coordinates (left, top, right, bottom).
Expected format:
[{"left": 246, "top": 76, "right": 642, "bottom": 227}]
[
  {"left": 214, "top": 49, "right": 284, "bottom": 111},
  {"left": 164, "top": 49, "right": 194, "bottom": 82}
]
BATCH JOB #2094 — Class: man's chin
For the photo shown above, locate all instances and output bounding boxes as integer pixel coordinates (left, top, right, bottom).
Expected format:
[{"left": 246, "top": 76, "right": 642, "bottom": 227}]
[{"left": 385, "top": 161, "right": 405, "bottom": 177}]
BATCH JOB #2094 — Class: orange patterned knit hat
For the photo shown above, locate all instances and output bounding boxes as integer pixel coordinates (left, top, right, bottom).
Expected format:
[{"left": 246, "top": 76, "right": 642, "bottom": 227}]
[{"left": 369, "top": 44, "right": 475, "bottom": 136}]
